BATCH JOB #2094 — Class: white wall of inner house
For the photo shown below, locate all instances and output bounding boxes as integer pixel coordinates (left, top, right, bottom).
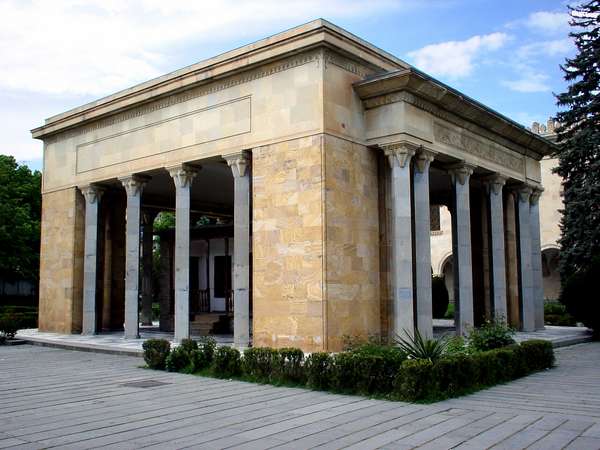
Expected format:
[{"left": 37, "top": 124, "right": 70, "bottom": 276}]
[{"left": 190, "top": 237, "right": 234, "bottom": 312}]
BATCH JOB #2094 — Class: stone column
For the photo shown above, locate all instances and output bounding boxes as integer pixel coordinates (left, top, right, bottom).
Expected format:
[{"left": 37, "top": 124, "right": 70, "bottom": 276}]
[
  {"left": 504, "top": 191, "right": 520, "bottom": 328},
  {"left": 382, "top": 143, "right": 416, "bottom": 339},
  {"left": 516, "top": 185, "right": 535, "bottom": 331},
  {"left": 449, "top": 163, "right": 475, "bottom": 335},
  {"left": 168, "top": 164, "right": 200, "bottom": 343},
  {"left": 140, "top": 210, "right": 157, "bottom": 326},
  {"left": 80, "top": 184, "right": 105, "bottom": 335},
  {"left": 530, "top": 188, "right": 544, "bottom": 330},
  {"left": 225, "top": 151, "right": 251, "bottom": 348},
  {"left": 119, "top": 175, "right": 149, "bottom": 339},
  {"left": 413, "top": 149, "right": 436, "bottom": 338},
  {"left": 484, "top": 175, "right": 508, "bottom": 322}
]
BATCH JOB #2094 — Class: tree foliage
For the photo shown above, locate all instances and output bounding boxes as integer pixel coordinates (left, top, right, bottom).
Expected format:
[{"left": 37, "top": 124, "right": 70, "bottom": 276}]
[
  {"left": 554, "top": 1, "right": 600, "bottom": 280},
  {"left": 0, "top": 155, "right": 41, "bottom": 282}
]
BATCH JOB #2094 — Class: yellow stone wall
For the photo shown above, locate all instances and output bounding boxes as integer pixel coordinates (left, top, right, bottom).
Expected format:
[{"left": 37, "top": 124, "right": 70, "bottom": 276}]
[
  {"left": 38, "top": 188, "right": 85, "bottom": 333},
  {"left": 324, "top": 135, "right": 381, "bottom": 350},
  {"left": 252, "top": 134, "right": 381, "bottom": 352},
  {"left": 252, "top": 136, "right": 326, "bottom": 352}
]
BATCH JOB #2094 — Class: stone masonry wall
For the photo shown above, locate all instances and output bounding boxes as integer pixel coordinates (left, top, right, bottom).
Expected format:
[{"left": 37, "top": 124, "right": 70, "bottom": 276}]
[
  {"left": 38, "top": 188, "right": 85, "bottom": 333},
  {"left": 252, "top": 136, "right": 326, "bottom": 351},
  {"left": 324, "top": 135, "right": 381, "bottom": 350}
]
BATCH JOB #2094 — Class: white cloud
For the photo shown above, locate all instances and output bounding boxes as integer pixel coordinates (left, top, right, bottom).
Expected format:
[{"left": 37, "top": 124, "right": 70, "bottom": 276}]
[
  {"left": 0, "top": 0, "right": 405, "bottom": 97},
  {"left": 516, "top": 38, "right": 573, "bottom": 59},
  {"left": 406, "top": 33, "right": 509, "bottom": 79},
  {"left": 526, "top": 11, "right": 571, "bottom": 34},
  {"left": 502, "top": 72, "right": 550, "bottom": 93}
]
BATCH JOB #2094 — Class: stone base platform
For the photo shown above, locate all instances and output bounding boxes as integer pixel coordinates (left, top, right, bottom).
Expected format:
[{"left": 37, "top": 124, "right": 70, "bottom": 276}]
[
  {"left": 16, "top": 327, "right": 235, "bottom": 357},
  {"left": 17, "top": 324, "right": 592, "bottom": 357},
  {"left": 433, "top": 320, "right": 594, "bottom": 347}
]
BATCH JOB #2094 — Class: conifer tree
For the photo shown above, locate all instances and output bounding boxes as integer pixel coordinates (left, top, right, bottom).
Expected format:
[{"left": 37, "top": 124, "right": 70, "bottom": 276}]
[{"left": 555, "top": 0, "right": 600, "bottom": 280}]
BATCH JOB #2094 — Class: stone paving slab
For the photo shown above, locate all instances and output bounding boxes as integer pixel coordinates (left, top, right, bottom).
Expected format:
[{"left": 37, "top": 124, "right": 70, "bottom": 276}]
[{"left": 1, "top": 342, "right": 599, "bottom": 449}]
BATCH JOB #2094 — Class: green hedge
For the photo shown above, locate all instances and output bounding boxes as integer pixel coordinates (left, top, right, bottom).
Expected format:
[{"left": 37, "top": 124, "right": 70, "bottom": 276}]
[{"left": 143, "top": 338, "right": 554, "bottom": 403}]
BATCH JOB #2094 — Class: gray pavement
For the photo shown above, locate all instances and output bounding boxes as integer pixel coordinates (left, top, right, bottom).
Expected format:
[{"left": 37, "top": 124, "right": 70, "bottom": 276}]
[{"left": 0, "top": 343, "right": 599, "bottom": 449}]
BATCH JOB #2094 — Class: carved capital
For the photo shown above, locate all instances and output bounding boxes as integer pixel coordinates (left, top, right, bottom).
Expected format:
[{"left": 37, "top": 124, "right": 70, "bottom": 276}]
[
  {"left": 119, "top": 174, "right": 150, "bottom": 197},
  {"left": 516, "top": 185, "right": 533, "bottom": 203},
  {"left": 381, "top": 142, "right": 418, "bottom": 168},
  {"left": 414, "top": 148, "right": 436, "bottom": 173},
  {"left": 79, "top": 184, "right": 105, "bottom": 204},
  {"left": 447, "top": 163, "right": 475, "bottom": 186},
  {"left": 167, "top": 164, "right": 201, "bottom": 189},
  {"left": 224, "top": 151, "right": 251, "bottom": 178},
  {"left": 482, "top": 174, "right": 507, "bottom": 196},
  {"left": 530, "top": 187, "right": 544, "bottom": 205}
]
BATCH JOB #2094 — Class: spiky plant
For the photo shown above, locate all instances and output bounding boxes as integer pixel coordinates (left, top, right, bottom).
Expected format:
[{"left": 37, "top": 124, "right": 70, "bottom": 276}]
[{"left": 393, "top": 329, "right": 449, "bottom": 362}]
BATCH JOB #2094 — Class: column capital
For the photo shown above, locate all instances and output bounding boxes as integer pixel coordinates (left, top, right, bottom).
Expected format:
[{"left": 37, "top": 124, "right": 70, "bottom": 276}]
[
  {"left": 414, "top": 148, "right": 437, "bottom": 173},
  {"left": 380, "top": 141, "right": 418, "bottom": 168},
  {"left": 224, "top": 151, "right": 251, "bottom": 178},
  {"left": 530, "top": 187, "right": 544, "bottom": 205},
  {"left": 447, "top": 162, "right": 475, "bottom": 186},
  {"left": 482, "top": 174, "right": 507, "bottom": 195},
  {"left": 79, "top": 184, "right": 106, "bottom": 204},
  {"left": 515, "top": 184, "right": 533, "bottom": 203},
  {"left": 167, "top": 163, "right": 201, "bottom": 189},
  {"left": 119, "top": 174, "right": 150, "bottom": 197}
]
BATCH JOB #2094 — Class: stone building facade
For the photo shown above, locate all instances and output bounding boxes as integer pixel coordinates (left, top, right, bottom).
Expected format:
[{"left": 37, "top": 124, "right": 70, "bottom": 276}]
[
  {"left": 431, "top": 119, "right": 562, "bottom": 304},
  {"left": 32, "top": 20, "right": 555, "bottom": 351}
]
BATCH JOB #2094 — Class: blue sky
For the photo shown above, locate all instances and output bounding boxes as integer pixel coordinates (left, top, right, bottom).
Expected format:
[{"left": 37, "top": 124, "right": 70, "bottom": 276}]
[{"left": 0, "top": 0, "right": 574, "bottom": 170}]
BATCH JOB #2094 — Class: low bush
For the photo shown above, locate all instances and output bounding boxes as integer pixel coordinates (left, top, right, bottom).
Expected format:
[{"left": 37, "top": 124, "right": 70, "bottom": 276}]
[
  {"left": 166, "top": 345, "right": 193, "bottom": 373},
  {"left": 518, "top": 339, "right": 554, "bottom": 371},
  {"left": 0, "top": 308, "right": 21, "bottom": 339},
  {"left": 305, "top": 352, "right": 333, "bottom": 390},
  {"left": 180, "top": 338, "right": 198, "bottom": 353},
  {"left": 394, "top": 330, "right": 448, "bottom": 362},
  {"left": 142, "top": 338, "right": 171, "bottom": 370},
  {"left": 191, "top": 337, "right": 217, "bottom": 371},
  {"left": 274, "top": 348, "right": 305, "bottom": 383},
  {"left": 544, "top": 301, "right": 577, "bottom": 326},
  {"left": 242, "top": 347, "right": 279, "bottom": 381},
  {"left": 394, "top": 359, "right": 435, "bottom": 402},
  {"left": 213, "top": 346, "right": 242, "bottom": 378},
  {"left": 468, "top": 319, "right": 515, "bottom": 352}
]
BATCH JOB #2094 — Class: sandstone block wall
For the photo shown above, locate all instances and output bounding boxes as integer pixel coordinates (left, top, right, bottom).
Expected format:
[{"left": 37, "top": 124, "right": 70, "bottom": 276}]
[{"left": 38, "top": 188, "right": 85, "bottom": 333}]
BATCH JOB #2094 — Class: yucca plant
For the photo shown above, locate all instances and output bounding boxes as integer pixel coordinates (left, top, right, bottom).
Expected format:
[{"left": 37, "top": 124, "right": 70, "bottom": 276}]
[{"left": 393, "top": 329, "right": 448, "bottom": 362}]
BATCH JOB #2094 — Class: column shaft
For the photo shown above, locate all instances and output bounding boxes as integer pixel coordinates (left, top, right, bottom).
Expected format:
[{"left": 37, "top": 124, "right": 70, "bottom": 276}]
[
  {"left": 413, "top": 150, "right": 435, "bottom": 338},
  {"left": 530, "top": 189, "right": 544, "bottom": 330},
  {"left": 384, "top": 144, "right": 415, "bottom": 338},
  {"left": 225, "top": 152, "right": 251, "bottom": 348},
  {"left": 486, "top": 176, "right": 508, "bottom": 321},
  {"left": 140, "top": 211, "right": 156, "bottom": 326},
  {"left": 169, "top": 165, "right": 199, "bottom": 342},
  {"left": 120, "top": 175, "right": 148, "bottom": 339},
  {"left": 81, "top": 185, "right": 103, "bottom": 335},
  {"left": 517, "top": 187, "right": 535, "bottom": 331},
  {"left": 450, "top": 164, "right": 474, "bottom": 335}
]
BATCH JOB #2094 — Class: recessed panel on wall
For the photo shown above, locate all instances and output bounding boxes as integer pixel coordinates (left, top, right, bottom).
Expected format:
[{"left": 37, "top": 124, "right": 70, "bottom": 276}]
[{"left": 75, "top": 96, "right": 251, "bottom": 173}]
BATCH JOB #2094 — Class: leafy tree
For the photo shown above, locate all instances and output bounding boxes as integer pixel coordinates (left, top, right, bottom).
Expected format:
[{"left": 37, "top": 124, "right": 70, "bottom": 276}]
[
  {"left": 0, "top": 155, "right": 41, "bottom": 282},
  {"left": 554, "top": 1, "right": 599, "bottom": 280}
]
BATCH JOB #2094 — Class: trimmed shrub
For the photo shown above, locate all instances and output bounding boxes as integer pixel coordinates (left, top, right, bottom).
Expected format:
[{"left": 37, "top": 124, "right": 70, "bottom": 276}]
[
  {"left": 471, "top": 349, "right": 503, "bottom": 386},
  {"left": 166, "top": 345, "right": 193, "bottom": 373},
  {"left": 305, "top": 352, "right": 333, "bottom": 390},
  {"left": 394, "top": 359, "right": 436, "bottom": 402},
  {"left": 519, "top": 339, "right": 554, "bottom": 371},
  {"left": 213, "top": 346, "right": 242, "bottom": 378},
  {"left": 242, "top": 347, "right": 279, "bottom": 381},
  {"left": 274, "top": 348, "right": 305, "bottom": 384},
  {"left": 544, "top": 301, "right": 576, "bottom": 326},
  {"left": 468, "top": 319, "right": 515, "bottom": 352},
  {"left": 0, "top": 308, "right": 20, "bottom": 339},
  {"left": 180, "top": 338, "right": 198, "bottom": 353},
  {"left": 434, "top": 354, "right": 477, "bottom": 396},
  {"left": 432, "top": 275, "right": 450, "bottom": 318},
  {"left": 199, "top": 336, "right": 217, "bottom": 363},
  {"left": 142, "top": 339, "right": 171, "bottom": 370},
  {"left": 189, "top": 337, "right": 217, "bottom": 372}
]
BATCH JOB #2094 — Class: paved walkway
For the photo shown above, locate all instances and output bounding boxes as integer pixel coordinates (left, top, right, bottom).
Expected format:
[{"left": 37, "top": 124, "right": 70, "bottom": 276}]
[{"left": 1, "top": 343, "right": 599, "bottom": 449}]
